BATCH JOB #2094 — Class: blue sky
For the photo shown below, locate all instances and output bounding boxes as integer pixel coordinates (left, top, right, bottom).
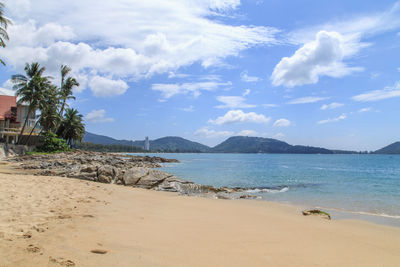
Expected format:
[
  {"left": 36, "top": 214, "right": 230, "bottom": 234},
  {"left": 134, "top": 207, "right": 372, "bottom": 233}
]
[{"left": 1, "top": 0, "right": 400, "bottom": 151}]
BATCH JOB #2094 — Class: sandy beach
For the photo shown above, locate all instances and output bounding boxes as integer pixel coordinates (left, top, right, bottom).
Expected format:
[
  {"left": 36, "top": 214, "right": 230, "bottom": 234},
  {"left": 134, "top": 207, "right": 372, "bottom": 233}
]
[{"left": 1, "top": 161, "right": 400, "bottom": 267}]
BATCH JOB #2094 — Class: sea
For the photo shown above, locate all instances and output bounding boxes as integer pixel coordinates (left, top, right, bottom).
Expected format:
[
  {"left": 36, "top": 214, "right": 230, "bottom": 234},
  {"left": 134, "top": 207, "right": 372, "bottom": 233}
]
[{"left": 130, "top": 153, "right": 400, "bottom": 227}]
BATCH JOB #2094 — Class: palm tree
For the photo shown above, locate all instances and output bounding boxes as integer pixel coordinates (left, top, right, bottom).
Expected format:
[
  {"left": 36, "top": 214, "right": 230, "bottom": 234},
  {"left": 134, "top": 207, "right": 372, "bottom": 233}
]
[
  {"left": 59, "top": 76, "right": 79, "bottom": 117},
  {"left": 57, "top": 108, "right": 85, "bottom": 146},
  {"left": 25, "top": 84, "right": 59, "bottom": 144},
  {"left": 11, "top": 63, "right": 50, "bottom": 144},
  {"left": 39, "top": 85, "right": 61, "bottom": 133},
  {"left": 0, "top": 2, "right": 11, "bottom": 66}
]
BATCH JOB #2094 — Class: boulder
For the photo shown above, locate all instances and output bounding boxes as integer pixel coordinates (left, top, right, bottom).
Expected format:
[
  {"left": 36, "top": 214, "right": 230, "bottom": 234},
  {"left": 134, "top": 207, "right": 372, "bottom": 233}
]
[
  {"left": 135, "top": 169, "right": 171, "bottom": 189},
  {"left": 97, "top": 165, "right": 119, "bottom": 183},
  {"left": 122, "top": 167, "right": 149, "bottom": 186}
]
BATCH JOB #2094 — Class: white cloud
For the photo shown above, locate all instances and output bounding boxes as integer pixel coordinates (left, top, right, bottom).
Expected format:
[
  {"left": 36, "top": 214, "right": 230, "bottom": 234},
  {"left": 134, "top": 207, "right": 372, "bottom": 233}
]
[
  {"left": 273, "top": 133, "right": 285, "bottom": 139},
  {"left": 262, "top": 104, "right": 278, "bottom": 108},
  {"left": 352, "top": 81, "right": 400, "bottom": 102},
  {"left": 152, "top": 81, "right": 231, "bottom": 100},
  {"left": 179, "top": 105, "right": 195, "bottom": 112},
  {"left": 215, "top": 96, "right": 256, "bottom": 109},
  {"left": 273, "top": 118, "right": 291, "bottom": 127},
  {"left": 0, "top": 87, "right": 15, "bottom": 96},
  {"left": 317, "top": 114, "right": 347, "bottom": 124},
  {"left": 289, "top": 2, "right": 400, "bottom": 44},
  {"left": 2, "top": 0, "right": 278, "bottom": 84},
  {"left": 320, "top": 102, "right": 344, "bottom": 110},
  {"left": 237, "top": 130, "right": 258, "bottom": 136},
  {"left": 89, "top": 76, "right": 128, "bottom": 97},
  {"left": 85, "top": 109, "right": 114, "bottom": 123},
  {"left": 194, "top": 127, "right": 233, "bottom": 138},
  {"left": 272, "top": 31, "right": 364, "bottom": 87},
  {"left": 287, "top": 96, "right": 329, "bottom": 104},
  {"left": 358, "top": 107, "right": 372, "bottom": 113},
  {"left": 242, "top": 89, "right": 251, "bottom": 96},
  {"left": 397, "top": 67, "right": 400, "bottom": 72},
  {"left": 240, "top": 71, "right": 261, "bottom": 82},
  {"left": 208, "top": 110, "right": 270, "bottom": 125}
]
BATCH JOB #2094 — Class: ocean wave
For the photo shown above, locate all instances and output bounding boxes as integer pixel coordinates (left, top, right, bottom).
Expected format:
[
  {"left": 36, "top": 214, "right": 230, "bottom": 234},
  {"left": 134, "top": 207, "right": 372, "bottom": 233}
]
[
  {"left": 316, "top": 206, "right": 400, "bottom": 220},
  {"left": 246, "top": 186, "right": 289, "bottom": 194}
]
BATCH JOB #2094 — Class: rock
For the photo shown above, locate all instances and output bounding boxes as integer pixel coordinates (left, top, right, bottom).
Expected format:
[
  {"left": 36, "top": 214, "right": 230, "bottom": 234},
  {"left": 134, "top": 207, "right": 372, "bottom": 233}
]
[
  {"left": 302, "top": 209, "right": 331, "bottom": 220},
  {"left": 122, "top": 167, "right": 149, "bottom": 185},
  {"left": 97, "top": 165, "right": 119, "bottom": 183},
  {"left": 90, "top": 249, "right": 108, "bottom": 254},
  {"left": 239, "top": 194, "right": 258, "bottom": 199},
  {"left": 135, "top": 169, "right": 172, "bottom": 189}
]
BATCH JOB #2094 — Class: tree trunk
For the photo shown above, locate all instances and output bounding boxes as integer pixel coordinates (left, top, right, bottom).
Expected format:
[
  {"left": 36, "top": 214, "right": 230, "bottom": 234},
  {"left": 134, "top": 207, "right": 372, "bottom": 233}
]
[
  {"left": 17, "top": 108, "right": 32, "bottom": 145},
  {"left": 24, "top": 115, "right": 41, "bottom": 146}
]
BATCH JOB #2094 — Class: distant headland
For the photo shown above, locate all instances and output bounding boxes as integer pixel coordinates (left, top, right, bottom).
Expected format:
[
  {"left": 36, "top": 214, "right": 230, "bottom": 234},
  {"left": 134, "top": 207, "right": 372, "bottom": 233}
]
[{"left": 80, "top": 132, "right": 399, "bottom": 154}]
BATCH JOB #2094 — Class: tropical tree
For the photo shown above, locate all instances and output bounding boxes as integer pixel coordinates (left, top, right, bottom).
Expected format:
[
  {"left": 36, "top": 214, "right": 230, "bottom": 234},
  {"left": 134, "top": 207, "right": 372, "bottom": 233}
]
[
  {"left": 59, "top": 76, "right": 79, "bottom": 117},
  {"left": 57, "top": 108, "right": 85, "bottom": 146},
  {"left": 0, "top": 2, "right": 11, "bottom": 66},
  {"left": 39, "top": 85, "right": 61, "bottom": 133},
  {"left": 11, "top": 63, "right": 51, "bottom": 144},
  {"left": 25, "top": 84, "right": 60, "bottom": 144}
]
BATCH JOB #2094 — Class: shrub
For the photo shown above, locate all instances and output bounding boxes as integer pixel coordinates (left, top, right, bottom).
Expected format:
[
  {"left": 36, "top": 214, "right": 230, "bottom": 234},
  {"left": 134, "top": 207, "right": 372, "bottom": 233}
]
[{"left": 37, "top": 131, "right": 69, "bottom": 153}]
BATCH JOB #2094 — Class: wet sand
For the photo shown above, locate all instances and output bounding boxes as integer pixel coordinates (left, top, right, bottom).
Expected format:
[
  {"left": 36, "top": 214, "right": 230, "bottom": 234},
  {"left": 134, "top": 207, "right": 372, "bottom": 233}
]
[{"left": 1, "top": 161, "right": 400, "bottom": 266}]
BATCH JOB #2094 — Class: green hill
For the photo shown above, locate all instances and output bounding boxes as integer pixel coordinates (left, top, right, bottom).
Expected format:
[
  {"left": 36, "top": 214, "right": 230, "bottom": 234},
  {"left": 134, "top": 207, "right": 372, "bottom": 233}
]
[
  {"left": 211, "top": 136, "right": 333, "bottom": 154},
  {"left": 83, "top": 132, "right": 210, "bottom": 152},
  {"left": 374, "top": 142, "right": 400, "bottom": 154}
]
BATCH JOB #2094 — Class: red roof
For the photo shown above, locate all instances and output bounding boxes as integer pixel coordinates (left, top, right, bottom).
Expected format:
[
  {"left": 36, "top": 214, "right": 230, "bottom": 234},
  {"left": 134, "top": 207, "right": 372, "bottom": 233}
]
[{"left": 0, "top": 95, "right": 17, "bottom": 120}]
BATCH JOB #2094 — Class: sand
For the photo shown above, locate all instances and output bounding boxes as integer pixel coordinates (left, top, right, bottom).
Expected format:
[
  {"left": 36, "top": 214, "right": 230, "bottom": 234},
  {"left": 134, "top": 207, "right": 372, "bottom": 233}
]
[{"left": 1, "top": 161, "right": 400, "bottom": 266}]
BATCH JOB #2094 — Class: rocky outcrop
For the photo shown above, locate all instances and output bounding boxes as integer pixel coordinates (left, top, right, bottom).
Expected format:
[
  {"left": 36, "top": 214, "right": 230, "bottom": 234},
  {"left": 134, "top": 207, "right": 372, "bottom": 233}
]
[{"left": 7, "top": 151, "right": 264, "bottom": 199}]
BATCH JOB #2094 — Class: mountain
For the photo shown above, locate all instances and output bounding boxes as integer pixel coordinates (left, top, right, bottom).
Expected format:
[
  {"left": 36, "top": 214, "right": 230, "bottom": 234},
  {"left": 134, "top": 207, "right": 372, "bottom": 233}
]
[
  {"left": 83, "top": 132, "right": 210, "bottom": 152},
  {"left": 83, "top": 132, "right": 121, "bottom": 145},
  {"left": 374, "top": 142, "right": 400, "bottom": 154},
  {"left": 211, "top": 136, "right": 333, "bottom": 154}
]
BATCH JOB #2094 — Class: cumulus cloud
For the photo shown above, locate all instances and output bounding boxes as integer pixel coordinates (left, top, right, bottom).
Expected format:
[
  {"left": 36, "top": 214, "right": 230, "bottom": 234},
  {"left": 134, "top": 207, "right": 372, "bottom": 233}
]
[
  {"left": 179, "top": 105, "right": 195, "bottom": 112},
  {"left": 358, "top": 107, "right": 372, "bottom": 113},
  {"left": 317, "top": 114, "right": 347, "bottom": 124},
  {"left": 194, "top": 127, "right": 233, "bottom": 138},
  {"left": 273, "top": 133, "right": 285, "bottom": 139},
  {"left": 152, "top": 81, "right": 231, "bottom": 100},
  {"left": 85, "top": 109, "right": 114, "bottom": 123},
  {"left": 320, "top": 102, "right": 344, "bottom": 110},
  {"left": 287, "top": 96, "right": 329, "bottom": 104},
  {"left": 272, "top": 31, "right": 364, "bottom": 87},
  {"left": 208, "top": 110, "right": 270, "bottom": 125},
  {"left": 352, "top": 81, "right": 400, "bottom": 102},
  {"left": 215, "top": 96, "right": 256, "bottom": 109},
  {"left": 2, "top": 0, "right": 278, "bottom": 90},
  {"left": 89, "top": 76, "right": 128, "bottom": 97},
  {"left": 237, "top": 130, "right": 258, "bottom": 136},
  {"left": 273, "top": 118, "right": 291, "bottom": 127},
  {"left": 242, "top": 89, "right": 251, "bottom": 96},
  {"left": 0, "top": 87, "right": 15, "bottom": 96},
  {"left": 240, "top": 71, "right": 261, "bottom": 82}
]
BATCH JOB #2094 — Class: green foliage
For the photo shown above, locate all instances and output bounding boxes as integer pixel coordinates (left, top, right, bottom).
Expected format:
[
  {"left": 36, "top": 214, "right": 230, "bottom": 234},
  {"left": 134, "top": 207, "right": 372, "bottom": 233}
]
[
  {"left": 57, "top": 108, "right": 85, "bottom": 146},
  {"left": 37, "top": 132, "right": 69, "bottom": 153}
]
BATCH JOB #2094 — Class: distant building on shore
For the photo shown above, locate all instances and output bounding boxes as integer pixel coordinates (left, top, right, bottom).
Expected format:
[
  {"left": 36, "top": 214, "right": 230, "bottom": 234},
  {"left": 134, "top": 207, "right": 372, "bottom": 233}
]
[{"left": 144, "top": 136, "right": 150, "bottom": 151}]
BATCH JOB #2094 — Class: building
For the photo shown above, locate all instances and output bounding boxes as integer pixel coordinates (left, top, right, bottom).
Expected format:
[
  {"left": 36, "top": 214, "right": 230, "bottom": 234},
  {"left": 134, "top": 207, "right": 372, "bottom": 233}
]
[
  {"left": 0, "top": 95, "right": 37, "bottom": 144},
  {"left": 144, "top": 136, "right": 150, "bottom": 151}
]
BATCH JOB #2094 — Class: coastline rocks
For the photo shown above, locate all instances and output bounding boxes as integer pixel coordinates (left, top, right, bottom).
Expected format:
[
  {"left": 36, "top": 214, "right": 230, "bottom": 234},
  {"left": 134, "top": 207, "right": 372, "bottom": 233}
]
[
  {"left": 7, "top": 151, "right": 251, "bottom": 198},
  {"left": 123, "top": 167, "right": 149, "bottom": 185},
  {"left": 97, "top": 165, "right": 119, "bottom": 183}
]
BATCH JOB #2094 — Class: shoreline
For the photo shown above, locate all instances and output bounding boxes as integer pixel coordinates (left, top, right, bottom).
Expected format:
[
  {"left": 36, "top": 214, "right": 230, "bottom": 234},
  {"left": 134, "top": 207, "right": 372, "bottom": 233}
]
[
  {"left": 6, "top": 151, "right": 400, "bottom": 228},
  {"left": 1, "top": 158, "right": 400, "bottom": 266}
]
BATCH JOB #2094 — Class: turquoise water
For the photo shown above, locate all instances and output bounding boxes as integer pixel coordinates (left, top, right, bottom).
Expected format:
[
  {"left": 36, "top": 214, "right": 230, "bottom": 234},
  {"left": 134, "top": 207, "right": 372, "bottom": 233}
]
[{"left": 131, "top": 153, "right": 400, "bottom": 224}]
